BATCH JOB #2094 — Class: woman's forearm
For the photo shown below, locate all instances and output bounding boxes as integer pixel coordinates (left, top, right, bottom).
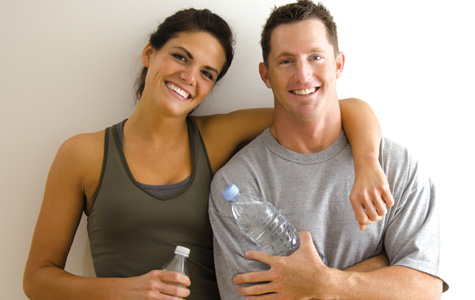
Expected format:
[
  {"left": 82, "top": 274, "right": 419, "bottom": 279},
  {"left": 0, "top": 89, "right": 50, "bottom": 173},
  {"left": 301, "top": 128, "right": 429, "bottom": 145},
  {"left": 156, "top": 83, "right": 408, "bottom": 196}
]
[
  {"left": 339, "top": 97, "right": 381, "bottom": 165},
  {"left": 24, "top": 266, "right": 123, "bottom": 300}
]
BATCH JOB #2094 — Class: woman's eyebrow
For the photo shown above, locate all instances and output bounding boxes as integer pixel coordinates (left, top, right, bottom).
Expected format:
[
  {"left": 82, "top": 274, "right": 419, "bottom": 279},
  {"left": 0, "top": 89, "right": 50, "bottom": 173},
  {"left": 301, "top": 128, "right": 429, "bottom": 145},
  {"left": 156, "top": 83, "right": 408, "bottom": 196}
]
[{"left": 172, "top": 46, "right": 219, "bottom": 75}]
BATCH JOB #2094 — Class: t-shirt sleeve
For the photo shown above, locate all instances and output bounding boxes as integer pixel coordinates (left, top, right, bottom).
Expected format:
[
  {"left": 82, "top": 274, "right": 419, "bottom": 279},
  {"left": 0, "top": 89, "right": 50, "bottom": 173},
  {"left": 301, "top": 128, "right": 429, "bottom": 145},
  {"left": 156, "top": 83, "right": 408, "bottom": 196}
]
[
  {"left": 208, "top": 172, "right": 270, "bottom": 300},
  {"left": 381, "top": 140, "right": 447, "bottom": 290}
]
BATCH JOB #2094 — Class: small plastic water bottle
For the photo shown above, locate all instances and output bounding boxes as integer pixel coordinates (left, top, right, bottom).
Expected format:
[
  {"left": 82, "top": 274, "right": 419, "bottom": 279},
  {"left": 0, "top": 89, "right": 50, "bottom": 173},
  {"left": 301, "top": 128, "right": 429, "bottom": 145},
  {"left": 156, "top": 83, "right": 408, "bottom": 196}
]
[
  {"left": 223, "top": 184, "right": 326, "bottom": 262},
  {"left": 161, "top": 246, "right": 190, "bottom": 297}
]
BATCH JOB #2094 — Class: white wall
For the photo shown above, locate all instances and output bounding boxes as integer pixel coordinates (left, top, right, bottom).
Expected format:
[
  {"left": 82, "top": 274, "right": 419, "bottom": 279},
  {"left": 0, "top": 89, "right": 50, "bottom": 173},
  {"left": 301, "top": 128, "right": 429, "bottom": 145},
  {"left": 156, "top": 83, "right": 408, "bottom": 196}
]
[{"left": 1, "top": 0, "right": 473, "bottom": 298}]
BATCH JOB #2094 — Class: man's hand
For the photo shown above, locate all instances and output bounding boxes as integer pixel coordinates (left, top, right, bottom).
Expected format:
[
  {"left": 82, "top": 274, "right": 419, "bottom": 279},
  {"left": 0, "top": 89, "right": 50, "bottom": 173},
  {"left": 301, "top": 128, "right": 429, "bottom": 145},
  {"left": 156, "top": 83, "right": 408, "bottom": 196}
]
[{"left": 233, "top": 232, "right": 330, "bottom": 299}]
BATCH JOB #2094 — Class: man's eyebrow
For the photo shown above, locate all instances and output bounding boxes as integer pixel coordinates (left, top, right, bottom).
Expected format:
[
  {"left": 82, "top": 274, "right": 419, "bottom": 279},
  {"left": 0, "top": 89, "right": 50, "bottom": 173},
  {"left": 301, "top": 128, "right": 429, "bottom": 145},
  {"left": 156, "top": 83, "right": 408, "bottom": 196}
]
[
  {"left": 275, "top": 51, "right": 295, "bottom": 59},
  {"left": 275, "top": 48, "right": 323, "bottom": 59},
  {"left": 172, "top": 46, "right": 219, "bottom": 75}
]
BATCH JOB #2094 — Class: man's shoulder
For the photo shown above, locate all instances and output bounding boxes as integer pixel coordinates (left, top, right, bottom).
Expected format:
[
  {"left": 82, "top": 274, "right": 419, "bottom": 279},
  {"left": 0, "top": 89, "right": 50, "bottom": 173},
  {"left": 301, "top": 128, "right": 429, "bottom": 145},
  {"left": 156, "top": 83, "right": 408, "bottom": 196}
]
[
  {"left": 221, "top": 130, "right": 269, "bottom": 168},
  {"left": 380, "top": 137, "right": 432, "bottom": 188},
  {"left": 210, "top": 130, "right": 270, "bottom": 194},
  {"left": 380, "top": 137, "right": 415, "bottom": 164}
]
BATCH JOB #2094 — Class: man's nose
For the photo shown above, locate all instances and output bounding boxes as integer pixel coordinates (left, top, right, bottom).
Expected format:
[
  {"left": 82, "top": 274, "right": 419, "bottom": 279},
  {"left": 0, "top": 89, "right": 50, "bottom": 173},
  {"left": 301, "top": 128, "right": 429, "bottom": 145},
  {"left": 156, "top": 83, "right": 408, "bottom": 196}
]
[{"left": 294, "top": 61, "right": 312, "bottom": 83}]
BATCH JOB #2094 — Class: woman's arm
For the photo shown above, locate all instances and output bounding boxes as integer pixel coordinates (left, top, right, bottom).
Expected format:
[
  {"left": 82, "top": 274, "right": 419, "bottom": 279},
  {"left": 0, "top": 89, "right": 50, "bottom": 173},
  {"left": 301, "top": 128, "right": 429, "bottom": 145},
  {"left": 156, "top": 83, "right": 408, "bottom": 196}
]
[
  {"left": 339, "top": 98, "right": 394, "bottom": 230},
  {"left": 23, "top": 134, "right": 113, "bottom": 299},
  {"left": 193, "top": 108, "right": 274, "bottom": 173},
  {"left": 23, "top": 134, "right": 190, "bottom": 300},
  {"left": 198, "top": 98, "right": 393, "bottom": 229}
]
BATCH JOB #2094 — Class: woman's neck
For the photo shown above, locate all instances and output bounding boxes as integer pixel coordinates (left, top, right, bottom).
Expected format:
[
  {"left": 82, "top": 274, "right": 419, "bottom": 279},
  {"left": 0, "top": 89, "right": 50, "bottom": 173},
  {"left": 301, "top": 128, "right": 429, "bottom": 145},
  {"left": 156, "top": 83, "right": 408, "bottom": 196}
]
[{"left": 125, "top": 100, "right": 189, "bottom": 147}]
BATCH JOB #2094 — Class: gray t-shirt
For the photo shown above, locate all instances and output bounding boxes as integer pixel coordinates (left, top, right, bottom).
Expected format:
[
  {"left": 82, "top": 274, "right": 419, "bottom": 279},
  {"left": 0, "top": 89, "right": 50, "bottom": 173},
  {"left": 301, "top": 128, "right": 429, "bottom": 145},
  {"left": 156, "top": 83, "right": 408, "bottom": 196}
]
[{"left": 209, "top": 129, "right": 444, "bottom": 299}]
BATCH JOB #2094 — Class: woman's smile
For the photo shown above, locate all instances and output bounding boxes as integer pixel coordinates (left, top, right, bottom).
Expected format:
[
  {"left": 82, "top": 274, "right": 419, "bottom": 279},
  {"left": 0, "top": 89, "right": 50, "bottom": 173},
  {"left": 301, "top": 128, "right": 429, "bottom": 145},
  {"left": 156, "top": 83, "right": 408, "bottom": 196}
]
[{"left": 166, "top": 81, "right": 192, "bottom": 100}]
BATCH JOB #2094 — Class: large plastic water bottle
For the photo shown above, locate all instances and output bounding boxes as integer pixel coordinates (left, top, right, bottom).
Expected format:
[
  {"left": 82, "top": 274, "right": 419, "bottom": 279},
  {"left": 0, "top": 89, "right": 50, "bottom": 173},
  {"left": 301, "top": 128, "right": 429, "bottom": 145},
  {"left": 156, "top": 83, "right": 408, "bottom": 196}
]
[
  {"left": 222, "top": 184, "right": 300, "bottom": 256},
  {"left": 161, "top": 246, "right": 190, "bottom": 297}
]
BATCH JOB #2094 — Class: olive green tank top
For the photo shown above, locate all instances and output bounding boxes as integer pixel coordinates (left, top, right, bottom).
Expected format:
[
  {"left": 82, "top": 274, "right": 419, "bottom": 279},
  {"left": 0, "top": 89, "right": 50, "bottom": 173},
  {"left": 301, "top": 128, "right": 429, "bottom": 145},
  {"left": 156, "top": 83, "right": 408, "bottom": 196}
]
[{"left": 87, "top": 118, "right": 219, "bottom": 299}]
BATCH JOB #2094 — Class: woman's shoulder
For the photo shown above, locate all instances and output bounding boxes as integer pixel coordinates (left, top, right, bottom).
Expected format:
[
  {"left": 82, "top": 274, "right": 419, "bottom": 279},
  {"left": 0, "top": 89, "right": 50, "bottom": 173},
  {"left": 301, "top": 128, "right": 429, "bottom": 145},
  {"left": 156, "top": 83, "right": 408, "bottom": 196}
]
[
  {"left": 42, "top": 130, "right": 107, "bottom": 212},
  {"left": 55, "top": 130, "right": 106, "bottom": 170},
  {"left": 62, "top": 130, "right": 105, "bottom": 152}
]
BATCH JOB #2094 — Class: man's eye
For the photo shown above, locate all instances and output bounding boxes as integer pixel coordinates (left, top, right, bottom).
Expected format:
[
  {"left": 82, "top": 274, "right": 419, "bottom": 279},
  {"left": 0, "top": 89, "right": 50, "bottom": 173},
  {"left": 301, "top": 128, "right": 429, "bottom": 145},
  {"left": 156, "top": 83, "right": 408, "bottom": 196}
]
[
  {"left": 312, "top": 55, "right": 322, "bottom": 61},
  {"left": 279, "top": 59, "right": 291, "bottom": 65}
]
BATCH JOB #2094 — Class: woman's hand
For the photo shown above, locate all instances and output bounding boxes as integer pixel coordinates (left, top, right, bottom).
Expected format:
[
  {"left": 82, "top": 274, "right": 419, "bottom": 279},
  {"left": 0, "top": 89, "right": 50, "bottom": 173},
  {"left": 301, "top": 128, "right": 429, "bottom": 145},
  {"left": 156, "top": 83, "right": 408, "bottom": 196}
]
[
  {"left": 350, "top": 157, "right": 394, "bottom": 231},
  {"left": 118, "top": 270, "right": 191, "bottom": 299}
]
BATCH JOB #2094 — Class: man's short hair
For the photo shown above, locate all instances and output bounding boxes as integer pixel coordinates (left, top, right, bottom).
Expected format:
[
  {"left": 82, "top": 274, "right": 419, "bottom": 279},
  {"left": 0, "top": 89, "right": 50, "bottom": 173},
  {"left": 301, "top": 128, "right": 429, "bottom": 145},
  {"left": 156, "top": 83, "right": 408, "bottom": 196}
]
[{"left": 260, "top": 0, "right": 339, "bottom": 65}]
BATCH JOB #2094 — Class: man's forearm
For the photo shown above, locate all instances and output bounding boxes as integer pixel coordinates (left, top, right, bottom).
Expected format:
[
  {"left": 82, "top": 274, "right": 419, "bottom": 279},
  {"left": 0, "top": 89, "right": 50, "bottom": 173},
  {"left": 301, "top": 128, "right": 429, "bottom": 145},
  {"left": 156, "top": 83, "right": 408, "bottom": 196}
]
[
  {"left": 344, "top": 252, "right": 389, "bottom": 273},
  {"left": 321, "top": 265, "right": 442, "bottom": 300}
]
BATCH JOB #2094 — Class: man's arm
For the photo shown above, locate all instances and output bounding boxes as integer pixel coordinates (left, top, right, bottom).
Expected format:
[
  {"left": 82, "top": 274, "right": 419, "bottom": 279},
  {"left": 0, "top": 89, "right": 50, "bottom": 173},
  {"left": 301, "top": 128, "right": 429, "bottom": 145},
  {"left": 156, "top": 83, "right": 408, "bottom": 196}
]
[
  {"left": 233, "top": 232, "right": 443, "bottom": 300},
  {"left": 343, "top": 250, "right": 389, "bottom": 273}
]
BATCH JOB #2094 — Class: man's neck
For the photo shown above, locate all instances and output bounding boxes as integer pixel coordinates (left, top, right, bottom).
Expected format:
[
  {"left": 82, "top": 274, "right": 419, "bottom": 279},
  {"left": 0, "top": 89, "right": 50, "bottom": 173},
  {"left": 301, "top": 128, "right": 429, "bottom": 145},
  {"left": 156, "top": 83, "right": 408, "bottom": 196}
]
[{"left": 270, "top": 107, "right": 342, "bottom": 154}]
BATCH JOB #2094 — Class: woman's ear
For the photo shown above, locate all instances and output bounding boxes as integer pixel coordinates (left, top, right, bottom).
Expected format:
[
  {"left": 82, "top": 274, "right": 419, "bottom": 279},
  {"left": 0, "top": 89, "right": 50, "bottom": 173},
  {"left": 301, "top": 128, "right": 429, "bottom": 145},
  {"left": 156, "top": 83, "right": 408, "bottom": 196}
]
[{"left": 141, "top": 43, "right": 154, "bottom": 68}]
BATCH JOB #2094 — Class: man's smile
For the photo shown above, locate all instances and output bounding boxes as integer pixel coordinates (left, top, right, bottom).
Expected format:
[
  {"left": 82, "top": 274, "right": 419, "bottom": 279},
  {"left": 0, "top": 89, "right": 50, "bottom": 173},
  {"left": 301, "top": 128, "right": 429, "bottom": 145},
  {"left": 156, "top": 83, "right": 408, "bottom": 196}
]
[{"left": 290, "top": 87, "right": 318, "bottom": 95}]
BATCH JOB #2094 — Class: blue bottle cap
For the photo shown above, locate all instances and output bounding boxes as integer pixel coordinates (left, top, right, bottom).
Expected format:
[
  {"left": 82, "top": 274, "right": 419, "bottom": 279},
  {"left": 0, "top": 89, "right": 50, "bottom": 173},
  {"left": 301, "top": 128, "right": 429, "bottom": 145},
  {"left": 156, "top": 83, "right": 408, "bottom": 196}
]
[{"left": 222, "top": 184, "right": 240, "bottom": 202}]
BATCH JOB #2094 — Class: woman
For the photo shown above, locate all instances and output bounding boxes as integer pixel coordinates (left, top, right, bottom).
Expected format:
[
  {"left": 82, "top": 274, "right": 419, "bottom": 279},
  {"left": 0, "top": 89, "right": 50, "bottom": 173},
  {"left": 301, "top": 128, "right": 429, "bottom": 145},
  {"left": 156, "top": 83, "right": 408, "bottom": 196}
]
[{"left": 23, "top": 8, "right": 392, "bottom": 300}]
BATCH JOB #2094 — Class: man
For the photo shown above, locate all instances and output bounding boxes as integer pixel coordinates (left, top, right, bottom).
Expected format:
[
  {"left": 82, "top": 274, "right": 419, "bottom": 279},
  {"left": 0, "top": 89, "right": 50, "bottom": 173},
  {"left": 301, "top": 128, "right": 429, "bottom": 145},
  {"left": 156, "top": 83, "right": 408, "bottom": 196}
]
[{"left": 209, "top": 1, "right": 447, "bottom": 299}]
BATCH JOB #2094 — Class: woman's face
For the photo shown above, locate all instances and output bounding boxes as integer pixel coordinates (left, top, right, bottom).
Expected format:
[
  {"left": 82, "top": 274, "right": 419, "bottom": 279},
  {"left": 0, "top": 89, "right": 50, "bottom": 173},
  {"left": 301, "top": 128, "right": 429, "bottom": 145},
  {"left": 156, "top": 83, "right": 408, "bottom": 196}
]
[{"left": 141, "top": 31, "right": 226, "bottom": 118}]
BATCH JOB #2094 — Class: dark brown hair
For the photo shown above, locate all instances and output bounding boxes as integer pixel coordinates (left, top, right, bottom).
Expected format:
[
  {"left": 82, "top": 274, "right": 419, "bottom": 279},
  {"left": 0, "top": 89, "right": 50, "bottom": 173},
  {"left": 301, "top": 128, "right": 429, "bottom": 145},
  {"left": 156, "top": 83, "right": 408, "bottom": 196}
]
[
  {"left": 260, "top": 0, "right": 339, "bottom": 65},
  {"left": 135, "top": 8, "right": 234, "bottom": 101}
]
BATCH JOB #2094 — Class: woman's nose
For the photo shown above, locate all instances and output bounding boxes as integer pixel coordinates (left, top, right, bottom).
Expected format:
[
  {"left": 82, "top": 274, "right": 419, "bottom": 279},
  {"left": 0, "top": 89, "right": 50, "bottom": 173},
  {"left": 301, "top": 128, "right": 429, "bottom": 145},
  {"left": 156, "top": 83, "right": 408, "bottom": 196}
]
[{"left": 180, "top": 67, "right": 197, "bottom": 85}]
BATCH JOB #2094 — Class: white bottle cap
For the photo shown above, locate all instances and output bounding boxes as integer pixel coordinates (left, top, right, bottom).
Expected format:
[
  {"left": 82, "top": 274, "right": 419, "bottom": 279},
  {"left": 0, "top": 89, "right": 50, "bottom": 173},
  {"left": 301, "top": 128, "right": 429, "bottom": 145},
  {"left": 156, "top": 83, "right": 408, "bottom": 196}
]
[{"left": 175, "top": 246, "right": 190, "bottom": 257}]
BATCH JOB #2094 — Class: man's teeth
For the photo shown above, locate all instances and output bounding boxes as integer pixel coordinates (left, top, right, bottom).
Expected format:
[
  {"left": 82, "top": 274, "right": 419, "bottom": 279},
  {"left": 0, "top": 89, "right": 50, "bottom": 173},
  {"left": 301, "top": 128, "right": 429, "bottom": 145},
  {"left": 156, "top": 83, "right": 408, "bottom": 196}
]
[
  {"left": 291, "top": 87, "right": 317, "bottom": 95},
  {"left": 167, "top": 83, "right": 190, "bottom": 99}
]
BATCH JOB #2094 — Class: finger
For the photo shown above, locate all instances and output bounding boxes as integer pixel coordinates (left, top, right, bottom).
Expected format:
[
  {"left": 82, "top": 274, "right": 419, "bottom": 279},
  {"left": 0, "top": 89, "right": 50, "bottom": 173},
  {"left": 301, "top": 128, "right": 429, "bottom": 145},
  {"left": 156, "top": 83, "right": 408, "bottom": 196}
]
[
  {"left": 237, "top": 281, "right": 274, "bottom": 296},
  {"left": 373, "top": 197, "right": 388, "bottom": 217},
  {"left": 161, "top": 284, "right": 191, "bottom": 299},
  {"left": 363, "top": 201, "right": 381, "bottom": 222},
  {"left": 353, "top": 204, "right": 370, "bottom": 226},
  {"left": 234, "top": 270, "right": 270, "bottom": 285},
  {"left": 154, "top": 281, "right": 190, "bottom": 300},
  {"left": 359, "top": 223, "right": 367, "bottom": 231},
  {"left": 158, "top": 271, "right": 191, "bottom": 287},
  {"left": 382, "top": 186, "right": 395, "bottom": 207},
  {"left": 245, "top": 293, "right": 277, "bottom": 300},
  {"left": 298, "top": 231, "right": 314, "bottom": 246},
  {"left": 245, "top": 250, "right": 273, "bottom": 265}
]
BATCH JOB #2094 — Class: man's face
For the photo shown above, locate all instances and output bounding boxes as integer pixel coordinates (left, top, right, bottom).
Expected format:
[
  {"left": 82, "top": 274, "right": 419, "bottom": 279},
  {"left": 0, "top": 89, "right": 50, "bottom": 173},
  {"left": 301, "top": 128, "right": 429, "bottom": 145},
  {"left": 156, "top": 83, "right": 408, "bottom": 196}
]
[{"left": 259, "top": 18, "right": 344, "bottom": 123}]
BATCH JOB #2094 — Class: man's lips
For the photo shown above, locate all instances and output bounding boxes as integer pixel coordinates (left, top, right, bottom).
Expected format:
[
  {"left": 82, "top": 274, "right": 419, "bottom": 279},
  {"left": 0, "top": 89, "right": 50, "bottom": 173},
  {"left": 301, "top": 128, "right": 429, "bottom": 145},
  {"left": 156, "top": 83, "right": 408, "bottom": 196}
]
[{"left": 290, "top": 87, "right": 319, "bottom": 95}]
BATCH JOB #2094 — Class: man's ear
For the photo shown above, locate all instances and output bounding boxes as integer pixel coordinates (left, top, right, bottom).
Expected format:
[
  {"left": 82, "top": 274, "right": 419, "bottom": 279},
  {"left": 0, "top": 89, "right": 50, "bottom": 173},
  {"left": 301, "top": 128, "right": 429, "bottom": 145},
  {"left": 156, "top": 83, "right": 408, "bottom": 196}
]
[
  {"left": 336, "top": 51, "right": 345, "bottom": 79},
  {"left": 141, "top": 43, "right": 154, "bottom": 68},
  {"left": 259, "top": 62, "right": 272, "bottom": 89}
]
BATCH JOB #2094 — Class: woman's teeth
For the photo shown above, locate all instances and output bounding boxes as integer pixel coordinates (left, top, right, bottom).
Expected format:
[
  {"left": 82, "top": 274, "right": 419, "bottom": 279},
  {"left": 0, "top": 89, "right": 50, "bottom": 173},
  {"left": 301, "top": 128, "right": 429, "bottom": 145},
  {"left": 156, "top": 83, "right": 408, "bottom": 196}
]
[
  {"left": 167, "top": 82, "right": 190, "bottom": 99},
  {"left": 291, "top": 87, "right": 317, "bottom": 95}
]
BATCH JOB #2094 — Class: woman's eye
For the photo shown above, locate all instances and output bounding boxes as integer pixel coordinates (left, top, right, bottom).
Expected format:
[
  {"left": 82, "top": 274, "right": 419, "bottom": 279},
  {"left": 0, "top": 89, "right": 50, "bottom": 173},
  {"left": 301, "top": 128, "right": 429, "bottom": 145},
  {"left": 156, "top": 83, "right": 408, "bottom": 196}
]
[
  {"left": 172, "top": 53, "right": 187, "bottom": 62},
  {"left": 201, "top": 70, "right": 214, "bottom": 81}
]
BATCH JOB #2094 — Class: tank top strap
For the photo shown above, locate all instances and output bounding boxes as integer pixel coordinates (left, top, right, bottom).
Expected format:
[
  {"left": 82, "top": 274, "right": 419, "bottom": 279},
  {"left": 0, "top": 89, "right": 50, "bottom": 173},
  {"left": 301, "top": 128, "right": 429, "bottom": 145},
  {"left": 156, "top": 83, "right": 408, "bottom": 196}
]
[{"left": 186, "top": 117, "right": 213, "bottom": 179}]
